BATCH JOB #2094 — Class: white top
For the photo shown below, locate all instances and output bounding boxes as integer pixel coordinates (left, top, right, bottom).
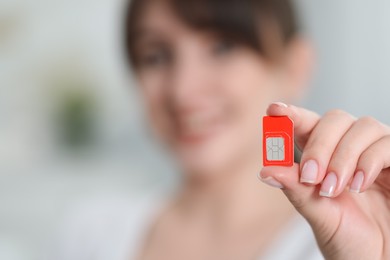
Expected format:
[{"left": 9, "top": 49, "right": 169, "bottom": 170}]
[{"left": 50, "top": 193, "right": 324, "bottom": 260}]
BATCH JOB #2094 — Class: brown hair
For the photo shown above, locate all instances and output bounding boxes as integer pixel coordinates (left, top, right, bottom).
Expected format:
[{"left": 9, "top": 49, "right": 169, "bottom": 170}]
[{"left": 125, "top": 0, "right": 299, "bottom": 66}]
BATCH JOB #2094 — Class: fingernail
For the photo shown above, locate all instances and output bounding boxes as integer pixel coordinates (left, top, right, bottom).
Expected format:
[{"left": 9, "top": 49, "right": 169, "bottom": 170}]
[
  {"left": 300, "top": 160, "right": 318, "bottom": 184},
  {"left": 320, "top": 172, "right": 337, "bottom": 197},
  {"left": 260, "top": 176, "right": 284, "bottom": 189},
  {"left": 271, "top": 102, "right": 288, "bottom": 108},
  {"left": 350, "top": 171, "right": 364, "bottom": 193}
]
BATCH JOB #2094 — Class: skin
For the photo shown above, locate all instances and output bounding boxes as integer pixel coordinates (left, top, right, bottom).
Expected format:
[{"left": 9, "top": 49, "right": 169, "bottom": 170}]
[{"left": 132, "top": 0, "right": 390, "bottom": 259}]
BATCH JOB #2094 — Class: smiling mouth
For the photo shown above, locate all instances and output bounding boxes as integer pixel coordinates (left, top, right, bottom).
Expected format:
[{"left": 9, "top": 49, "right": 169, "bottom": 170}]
[{"left": 175, "top": 111, "right": 223, "bottom": 145}]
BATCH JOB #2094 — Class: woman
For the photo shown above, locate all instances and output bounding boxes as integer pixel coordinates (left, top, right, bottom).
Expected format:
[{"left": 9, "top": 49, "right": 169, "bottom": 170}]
[
  {"left": 125, "top": 0, "right": 318, "bottom": 259},
  {"left": 54, "top": 0, "right": 390, "bottom": 259},
  {"left": 125, "top": 0, "right": 390, "bottom": 259}
]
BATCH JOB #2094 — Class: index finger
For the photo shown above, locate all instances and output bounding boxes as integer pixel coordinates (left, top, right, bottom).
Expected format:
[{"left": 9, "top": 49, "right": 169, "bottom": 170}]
[{"left": 266, "top": 102, "right": 320, "bottom": 149}]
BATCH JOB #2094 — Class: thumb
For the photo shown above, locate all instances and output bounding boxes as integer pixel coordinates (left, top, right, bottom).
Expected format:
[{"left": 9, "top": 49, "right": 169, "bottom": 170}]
[
  {"left": 259, "top": 164, "right": 342, "bottom": 239},
  {"left": 266, "top": 102, "right": 320, "bottom": 150}
]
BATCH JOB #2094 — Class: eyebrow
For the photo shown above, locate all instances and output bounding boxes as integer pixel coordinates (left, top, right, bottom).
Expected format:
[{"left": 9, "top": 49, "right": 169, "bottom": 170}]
[
  {"left": 131, "top": 29, "right": 174, "bottom": 51},
  {"left": 131, "top": 26, "right": 168, "bottom": 39}
]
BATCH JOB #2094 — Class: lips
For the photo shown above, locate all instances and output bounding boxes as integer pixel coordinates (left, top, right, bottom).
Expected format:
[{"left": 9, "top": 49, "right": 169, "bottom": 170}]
[{"left": 174, "top": 110, "right": 223, "bottom": 145}]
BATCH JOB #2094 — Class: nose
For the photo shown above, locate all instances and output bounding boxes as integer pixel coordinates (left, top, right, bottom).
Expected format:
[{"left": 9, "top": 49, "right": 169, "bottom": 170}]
[{"left": 168, "top": 47, "right": 213, "bottom": 113}]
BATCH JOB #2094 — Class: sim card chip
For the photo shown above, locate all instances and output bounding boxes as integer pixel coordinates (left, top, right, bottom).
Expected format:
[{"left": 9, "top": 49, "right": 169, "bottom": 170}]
[{"left": 266, "top": 137, "right": 285, "bottom": 161}]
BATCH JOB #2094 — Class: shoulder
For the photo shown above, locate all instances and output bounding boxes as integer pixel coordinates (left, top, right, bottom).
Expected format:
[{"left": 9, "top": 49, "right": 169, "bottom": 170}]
[{"left": 50, "top": 191, "right": 169, "bottom": 260}]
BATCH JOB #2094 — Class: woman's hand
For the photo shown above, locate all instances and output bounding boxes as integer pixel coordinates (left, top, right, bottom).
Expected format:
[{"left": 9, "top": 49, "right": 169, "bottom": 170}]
[{"left": 259, "top": 103, "right": 390, "bottom": 260}]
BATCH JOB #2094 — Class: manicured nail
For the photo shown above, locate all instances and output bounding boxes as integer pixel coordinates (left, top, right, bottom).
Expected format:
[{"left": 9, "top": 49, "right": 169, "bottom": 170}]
[
  {"left": 271, "top": 102, "right": 288, "bottom": 108},
  {"left": 300, "top": 160, "right": 318, "bottom": 184},
  {"left": 350, "top": 171, "right": 364, "bottom": 193},
  {"left": 320, "top": 172, "right": 337, "bottom": 197},
  {"left": 260, "top": 176, "right": 284, "bottom": 189}
]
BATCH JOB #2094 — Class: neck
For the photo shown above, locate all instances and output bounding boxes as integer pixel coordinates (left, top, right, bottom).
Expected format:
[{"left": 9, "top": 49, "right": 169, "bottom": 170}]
[{"left": 176, "top": 150, "right": 295, "bottom": 235}]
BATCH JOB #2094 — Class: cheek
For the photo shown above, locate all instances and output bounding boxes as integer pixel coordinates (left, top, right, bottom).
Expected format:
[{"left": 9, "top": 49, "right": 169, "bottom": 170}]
[
  {"left": 223, "top": 59, "right": 278, "bottom": 121},
  {"left": 139, "top": 72, "right": 173, "bottom": 141},
  {"left": 217, "top": 59, "right": 279, "bottom": 154}
]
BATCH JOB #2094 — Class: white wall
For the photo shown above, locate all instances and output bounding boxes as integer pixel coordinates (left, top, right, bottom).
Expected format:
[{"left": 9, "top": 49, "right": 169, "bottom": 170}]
[{"left": 299, "top": 0, "right": 390, "bottom": 123}]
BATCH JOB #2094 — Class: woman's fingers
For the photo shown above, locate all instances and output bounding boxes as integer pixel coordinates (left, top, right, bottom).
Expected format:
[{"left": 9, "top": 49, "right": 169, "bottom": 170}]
[
  {"left": 355, "top": 135, "right": 390, "bottom": 192},
  {"left": 299, "top": 110, "right": 355, "bottom": 187},
  {"left": 259, "top": 164, "right": 341, "bottom": 232},
  {"left": 322, "top": 117, "right": 388, "bottom": 196},
  {"left": 265, "top": 104, "right": 390, "bottom": 198},
  {"left": 259, "top": 164, "right": 316, "bottom": 210}
]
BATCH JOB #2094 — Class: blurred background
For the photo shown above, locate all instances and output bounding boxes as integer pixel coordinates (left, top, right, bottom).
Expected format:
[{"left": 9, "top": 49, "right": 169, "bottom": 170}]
[{"left": 1, "top": 0, "right": 390, "bottom": 259}]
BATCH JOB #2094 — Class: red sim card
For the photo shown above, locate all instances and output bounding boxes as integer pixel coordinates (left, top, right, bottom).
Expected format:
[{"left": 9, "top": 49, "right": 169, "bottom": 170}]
[{"left": 263, "top": 116, "right": 294, "bottom": 167}]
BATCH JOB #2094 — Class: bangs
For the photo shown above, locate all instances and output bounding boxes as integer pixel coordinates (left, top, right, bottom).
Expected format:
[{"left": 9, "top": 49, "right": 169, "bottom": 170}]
[{"left": 171, "top": 0, "right": 260, "bottom": 50}]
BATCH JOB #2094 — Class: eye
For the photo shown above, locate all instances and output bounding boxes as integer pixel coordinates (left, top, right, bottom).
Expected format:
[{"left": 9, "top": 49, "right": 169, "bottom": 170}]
[
  {"left": 138, "top": 48, "right": 172, "bottom": 68},
  {"left": 212, "top": 39, "right": 236, "bottom": 56}
]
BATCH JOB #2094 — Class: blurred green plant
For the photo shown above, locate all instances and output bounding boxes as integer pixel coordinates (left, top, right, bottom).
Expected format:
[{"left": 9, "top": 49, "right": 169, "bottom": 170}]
[{"left": 54, "top": 84, "right": 97, "bottom": 151}]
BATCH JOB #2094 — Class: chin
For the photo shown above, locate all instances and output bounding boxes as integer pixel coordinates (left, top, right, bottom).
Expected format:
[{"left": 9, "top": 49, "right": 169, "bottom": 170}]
[{"left": 174, "top": 134, "right": 239, "bottom": 178}]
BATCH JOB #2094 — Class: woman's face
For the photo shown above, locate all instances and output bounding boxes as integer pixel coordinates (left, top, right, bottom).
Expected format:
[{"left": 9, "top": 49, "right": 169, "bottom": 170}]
[{"left": 133, "top": 0, "right": 302, "bottom": 176}]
